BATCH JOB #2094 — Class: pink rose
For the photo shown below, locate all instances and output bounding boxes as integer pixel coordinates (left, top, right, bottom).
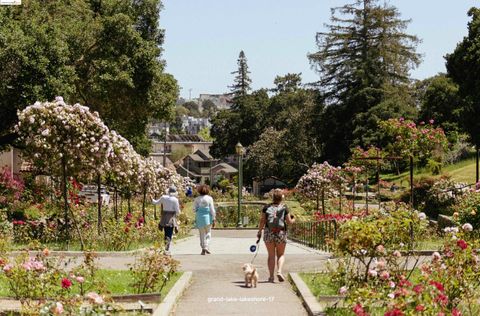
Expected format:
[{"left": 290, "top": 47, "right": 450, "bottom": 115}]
[
  {"left": 53, "top": 302, "right": 64, "bottom": 315},
  {"left": 76, "top": 276, "right": 85, "bottom": 283},
  {"left": 380, "top": 271, "right": 390, "bottom": 280},
  {"left": 339, "top": 286, "right": 348, "bottom": 295}
]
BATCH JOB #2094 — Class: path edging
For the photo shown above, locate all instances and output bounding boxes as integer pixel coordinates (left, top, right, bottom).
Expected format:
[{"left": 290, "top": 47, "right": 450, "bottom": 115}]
[
  {"left": 289, "top": 272, "right": 324, "bottom": 316},
  {"left": 152, "top": 271, "right": 192, "bottom": 316}
]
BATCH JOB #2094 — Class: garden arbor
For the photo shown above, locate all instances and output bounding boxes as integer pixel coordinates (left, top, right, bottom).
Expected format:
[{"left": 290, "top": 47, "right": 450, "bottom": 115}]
[{"left": 380, "top": 118, "right": 448, "bottom": 206}]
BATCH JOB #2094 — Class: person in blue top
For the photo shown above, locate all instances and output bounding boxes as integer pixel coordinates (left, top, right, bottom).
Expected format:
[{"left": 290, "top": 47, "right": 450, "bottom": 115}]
[{"left": 194, "top": 184, "right": 216, "bottom": 255}]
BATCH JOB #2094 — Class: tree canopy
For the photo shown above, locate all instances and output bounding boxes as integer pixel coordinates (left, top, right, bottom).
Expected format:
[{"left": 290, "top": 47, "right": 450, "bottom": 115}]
[
  {"left": 0, "top": 0, "right": 178, "bottom": 152},
  {"left": 308, "top": 0, "right": 421, "bottom": 162}
]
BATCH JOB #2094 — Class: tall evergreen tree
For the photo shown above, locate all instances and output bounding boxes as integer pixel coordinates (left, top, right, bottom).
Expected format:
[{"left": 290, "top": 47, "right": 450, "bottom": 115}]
[
  {"left": 229, "top": 50, "right": 252, "bottom": 100},
  {"left": 308, "top": 0, "right": 420, "bottom": 162}
]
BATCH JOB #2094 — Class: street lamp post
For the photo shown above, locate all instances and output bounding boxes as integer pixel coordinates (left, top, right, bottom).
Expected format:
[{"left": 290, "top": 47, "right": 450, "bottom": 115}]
[{"left": 235, "top": 142, "right": 245, "bottom": 227}]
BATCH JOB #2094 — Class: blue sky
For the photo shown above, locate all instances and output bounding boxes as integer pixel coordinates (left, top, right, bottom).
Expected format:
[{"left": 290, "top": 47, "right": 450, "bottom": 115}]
[{"left": 161, "top": 0, "right": 478, "bottom": 99}]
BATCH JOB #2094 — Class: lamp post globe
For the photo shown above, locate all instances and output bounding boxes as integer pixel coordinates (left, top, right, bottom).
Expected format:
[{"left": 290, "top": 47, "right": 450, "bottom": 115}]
[{"left": 236, "top": 142, "right": 244, "bottom": 227}]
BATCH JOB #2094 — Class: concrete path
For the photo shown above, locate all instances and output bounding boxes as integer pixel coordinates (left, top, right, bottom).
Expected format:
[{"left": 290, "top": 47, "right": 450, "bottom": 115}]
[{"left": 170, "top": 230, "right": 330, "bottom": 316}]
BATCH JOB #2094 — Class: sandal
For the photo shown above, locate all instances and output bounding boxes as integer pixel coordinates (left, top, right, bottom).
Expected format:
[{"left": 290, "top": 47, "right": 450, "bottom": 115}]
[
  {"left": 277, "top": 273, "right": 285, "bottom": 282},
  {"left": 268, "top": 277, "right": 275, "bottom": 283}
]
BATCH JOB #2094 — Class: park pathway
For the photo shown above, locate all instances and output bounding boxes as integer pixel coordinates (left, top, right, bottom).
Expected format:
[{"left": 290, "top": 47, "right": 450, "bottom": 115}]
[{"left": 169, "top": 230, "right": 330, "bottom": 316}]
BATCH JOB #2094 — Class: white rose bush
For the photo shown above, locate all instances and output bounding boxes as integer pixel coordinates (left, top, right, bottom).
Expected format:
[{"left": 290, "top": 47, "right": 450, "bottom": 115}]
[
  {"left": 15, "top": 98, "right": 187, "bottom": 242},
  {"left": 295, "top": 161, "right": 346, "bottom": 214}
]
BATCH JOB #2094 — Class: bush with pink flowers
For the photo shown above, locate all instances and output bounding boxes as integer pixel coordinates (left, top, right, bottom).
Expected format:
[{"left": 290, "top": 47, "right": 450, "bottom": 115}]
[{"left": 339, "top": 223, "right": 480, "bottom": 315}]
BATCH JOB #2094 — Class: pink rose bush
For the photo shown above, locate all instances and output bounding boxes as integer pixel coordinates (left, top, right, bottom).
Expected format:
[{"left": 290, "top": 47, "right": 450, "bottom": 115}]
[{"left": 342, "top": 223, "right": 480, "bottom": 315}]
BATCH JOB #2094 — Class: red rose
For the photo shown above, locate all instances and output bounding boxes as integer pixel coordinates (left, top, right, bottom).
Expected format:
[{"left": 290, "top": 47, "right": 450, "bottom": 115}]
[
  {"left": 452, "top": 308, "right": 462, "bottom": 316},
  {"left": 385, "top": 309, "right": 404, "bottom": 316},
  {"left": 457, "top": 239, "right": 468, "bottom": 250},
  {"left": 415, "top": 305, "right": 425, "bottom": 312},
  {"left": 352, "top": 303, "right": 368, "bottom": 316},
  {"left": 429, "top": 280, "right": 445, "bottom": 292},
  {"left": 61, "top": 278, "right": 72, "bottom": 289},
  {"left": 413, "top": 284, "right": 423, "bottom": 294}
]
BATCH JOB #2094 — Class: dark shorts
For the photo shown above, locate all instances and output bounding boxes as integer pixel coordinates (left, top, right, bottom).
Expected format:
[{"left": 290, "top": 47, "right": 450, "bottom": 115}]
[{"left": 263, "top": 228, "right": 287, "bottom": 244}]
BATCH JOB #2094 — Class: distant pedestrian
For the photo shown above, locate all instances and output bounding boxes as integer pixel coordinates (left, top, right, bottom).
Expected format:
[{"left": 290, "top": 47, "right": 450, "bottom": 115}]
[
  {"left": 194, "top": 184, "right": 216, "bottom": 255},
  {"left": 257, "top": 189, "right": 295, "bottom": 282},
  {"left": 152, "top": 185, "right": 181, "bottom": 254},
  {"left": 186, "top": 186, "right": 193, "bottom": 197}
]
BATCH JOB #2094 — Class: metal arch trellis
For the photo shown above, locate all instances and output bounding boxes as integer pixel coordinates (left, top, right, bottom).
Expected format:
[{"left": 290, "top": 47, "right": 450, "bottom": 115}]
[{"left": 352, "top": 148, "right": 402, "bottom": 214}]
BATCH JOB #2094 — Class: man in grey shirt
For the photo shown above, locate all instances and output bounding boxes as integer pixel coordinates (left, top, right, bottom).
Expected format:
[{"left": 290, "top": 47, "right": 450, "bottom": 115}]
[{"left": 152, "top": 185, "right": 181, "bottom": 254}]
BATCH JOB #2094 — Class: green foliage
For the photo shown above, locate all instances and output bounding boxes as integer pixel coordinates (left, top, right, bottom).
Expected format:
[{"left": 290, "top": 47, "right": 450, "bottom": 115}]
[
  {"left": 456, "top": 191, "right": 480, "bottom": 232},
  {"left": 418, "top": 74, "right": 463, "bottom": 134},
  {"left": 198, "top": 126, "right": 214, "bottom": 142},
  {"left": 398, "top": 176, "right": 462, "bottom": 217},
  {"left": 229, "top": 50, "right": 252, "bottom": 99},
  {"left": 308, "top": 0, "right": 421, "bottom": 162},
  {"left": 0, "top": 0, "right": 178, "bottom": 152},
  {"left": 333, "top": 202, "right": 427, "bottom": 286},
  {"left": 129, "top": 245, "right": 179, "bottom": 294},
  {"left": 446, "top": 7, "right": 480, "bottom": 146}
]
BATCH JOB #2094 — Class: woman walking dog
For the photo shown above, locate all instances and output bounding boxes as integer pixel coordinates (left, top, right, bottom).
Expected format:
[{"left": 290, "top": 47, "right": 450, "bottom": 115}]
[{"left": 257, "top": 189, "right": 295, "bottom": 282}]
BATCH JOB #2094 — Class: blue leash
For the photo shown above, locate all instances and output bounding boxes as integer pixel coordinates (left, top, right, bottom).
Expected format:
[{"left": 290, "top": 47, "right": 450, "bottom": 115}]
[{"left": 250, "top": 238, "right": 261, "bottom": 264}]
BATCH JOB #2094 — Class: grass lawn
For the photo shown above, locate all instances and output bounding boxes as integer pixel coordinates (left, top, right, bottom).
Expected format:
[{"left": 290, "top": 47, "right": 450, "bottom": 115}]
[
  {"left": 0, "top": 270, "right": 183, "bottom": 299},
  {"left": 382, "top": 158, "right": 477, "bottom": 185}
]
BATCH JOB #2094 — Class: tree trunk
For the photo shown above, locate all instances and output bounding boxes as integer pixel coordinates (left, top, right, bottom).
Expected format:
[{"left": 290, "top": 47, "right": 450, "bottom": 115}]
[
  {"left": 339, "top": 185, "right": 342, "bottom": 215},
  {"left": 410, "top": 155, "right": 414, "bottom": 207},
  {"left": 142, "top": 187, "right": 147, "bottom": 222},
  {"left": 321, "top": 188, "right": 325, "bottom": 215},
  {"left": 114, "top": 186, "right": 118, "bottom": 221},
  {"left": 352, "top": 176, "right": 356, "bottom": 213},
  {"left": 61, "top": 157, "right": 69, "bottom": 241},
  {"left": 97, "top": 174, "right": 103, "bottom": 235},
  {"left": 154, "top": 193, "right": 158, "bottom": 220},
  {"left": 476, "top": 145, "right": 479, "bottom": 184}
]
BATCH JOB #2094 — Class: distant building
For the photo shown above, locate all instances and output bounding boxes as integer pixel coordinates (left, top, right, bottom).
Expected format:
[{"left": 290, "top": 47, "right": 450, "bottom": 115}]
[
  {"left": 147, "top": 120, "right": 169, "bottom": 141},
  {"left": 150, "top": 134, "right": 212, "bottom": 167},
  {"left": 181, "top": 115, "right": 211, "bottom": 135},
  {"left": 198, "top": 93, "right": 233, "bottom": 110},
  {"left": 176, "top": 149, "right": 237, "bottom": 184}
]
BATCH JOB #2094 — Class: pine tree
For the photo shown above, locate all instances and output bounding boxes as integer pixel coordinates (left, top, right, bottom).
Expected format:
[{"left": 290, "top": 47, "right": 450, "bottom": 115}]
[
  {"left": 229, "top": 50, "right": 252, "bottom": 99},
  {"left": 308, "top": 0, "right": 420, "bottom": 162}
]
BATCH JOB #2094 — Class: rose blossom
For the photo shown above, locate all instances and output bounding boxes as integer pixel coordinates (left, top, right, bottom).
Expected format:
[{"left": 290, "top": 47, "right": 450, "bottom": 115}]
[
  {"left": 418, "top": 212, "right": 427, "bottom": 220},
  {"left": 376, "top": 245, "right": 385, "bottom": 253},
  {"left": 61, "top": 278, "right": 72, "bottom": 289},
  {"left": 86, "top": 292, "right": 104, "bottom": 304},
  {"left": 53, "top": 302, "right": 64, "bottom": 315},
  {"left": 462, "top": 223, "right": 473, "bottom": 232},
  {"left": 339, "top": 286, "right": 348, "bottom": 295},
  {"left": 380, "top": 271, "right": 390, "bottom": 280},
  {"left": 76, "top": 276, "right": 85, "bottom": 283},
  {"left": 389, "top": 281, "right": 396, "bottom": 288},
  {"left": 377, "top": 260, "right": 386, "bottom": 270},
  {"left": 432, "top": 252, "right": 441, "bottom": 261},
  {"left": 3, "top": 264, "right": 12, "bottom": 272},
  {"left": 415, "top": 305, "right": 425, "bottom": 312},
  {"left": 368, "top": 269, "right": 378, "bottom": 277},
  {"left": 457, "top": 239, "right": 468, "bottom": 250},
  {"left": 393, "top": 250, "right": 402, "bottom": 257}
]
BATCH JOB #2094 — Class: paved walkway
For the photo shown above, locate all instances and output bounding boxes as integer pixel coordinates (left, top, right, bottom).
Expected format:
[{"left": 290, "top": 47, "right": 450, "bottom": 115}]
[{"left": 170, "top": 230, "right": 330, "bottom": 316}]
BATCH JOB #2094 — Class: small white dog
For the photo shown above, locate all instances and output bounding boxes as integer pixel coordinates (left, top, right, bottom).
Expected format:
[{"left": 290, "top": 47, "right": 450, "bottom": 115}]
[{"left": 242, "top": 263, "right": 258, "bottom": 288}]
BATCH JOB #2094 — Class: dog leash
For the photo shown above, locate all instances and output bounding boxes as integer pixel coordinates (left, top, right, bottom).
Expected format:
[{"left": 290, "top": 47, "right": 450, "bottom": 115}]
[{"left": 250, "top": 237, "right": 261, "bottom": 264}]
